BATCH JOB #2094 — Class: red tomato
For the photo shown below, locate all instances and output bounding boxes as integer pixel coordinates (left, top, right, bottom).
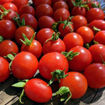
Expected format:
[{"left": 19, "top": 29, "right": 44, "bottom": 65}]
[
  {"left": 84, "top": 63, "right": 105, "bottom": 88},
  {"left": 21, "top": 40, "right": 42, "bottom": 58},
  {"left": 63, "top": 33, "right": 84, "bottom": 51},
  {"left": 53, "top": 8, "right": 70, "bottom": 21},
  {"left": 39, "top": 52, "right": 69, "bottom": 80},
  {"left": 24, "top": 79, "right": 52, "bottom": 103},
  {"left": 20, "top": 14, "right": 38, "bottom": 31},
  {"left": 0, "top": 57, "right": 9, "bottom": 82},
  {"left": 94, "top": 31, "right": 105, "bottom": 45},
  {"left": 38, "top": 16, "right": 55, "bottom": 29},
  {"left": 66, "top": 0, "right": 74, "bottom": 9},
  {"left": 0, "top": 20, "right": 16, "bottom": 39},
  {"left": 52, "top": 0, "right": 63, "bottom": 4},
  {"left": 11, "top": 52, "right": 38, "bottom": 79},
  {"left": 15, "top": 26, "right": 35, "bottom": 45},
  {"left": 86, "top": 8, "right": 104, "bottom": 23},
  {"left": 36, "top": 4, "right": 53, "bottom": 18},
  {"left": 76, "top": 26, "right": 94, "bottom": 44},
  {"left": 71, "top": 15, "right": 87, "bottom": 30},
  {"left": 36, "top": 28, "right": 54, "bottom": 44},
  {"left": 60, "top": 72, "right": 88, "bottom": 99},
  {"left": 0, "top": 0, "right": 13, "bottom": 4},
  {"left": 89, "top": 44, "right": 105, "bottom": 63},
  {"left": 69, "top": 46, "right": 92, "bottom": 72},
  {"left": 0, "top": 40, "right": 18, "bottom": 56}
]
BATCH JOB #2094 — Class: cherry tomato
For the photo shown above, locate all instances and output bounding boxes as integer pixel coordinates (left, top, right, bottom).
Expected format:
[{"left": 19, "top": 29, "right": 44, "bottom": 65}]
[
  {"left": 0, "top": 40, "right": 18, "bottom": 56},
  {"left": 0, "top": 0, "right": 13, "bottom": 4},
  {"left": 36, "top": 4, "right": 53, "bottom": 18},
  {"left": 0, "top": 20, "right": 16, "bottom": 39},
  {"left": 52, "top": 0, "right": 63, "bottom": 4},
  {"left": 0, "top": 57, "right": 9, "bottom": 82},
  {"left": 76, "top": 26, "right": 94, "bottom": 44},
  {"left": 38, "top": 16, "right": 55, "bottom": 29},
  {"left": 11, "top": 51, "right": 38, "bottom": 79},
  {"left": 20, "top": 14, "right": 38, "bottom": 31},
  {"left": 53, "top": 8, "right": 70, "bottom": 21},
  {"left": 60, "top": 72, "right": 88, "bottom": 99},
  {"left": 89, "top": 44, "right": 105, "bottom": 63},
  {"left": 84, "top": 63, "right": 105, "bottom": 89},
  {"left": 24, "top": 79, "right": 52, "bottom": 103},
  {"left": 39, "top": 52, "right": 69, "bottom": 80},
  {"left": 15, "top": 26, "right": 35, "bottom": 45},
  {"left": 69, "top": 46, "right": 92, "bottom": 72},
  {"left": 36, "top": 28, "right": 54, "bottom": 44},
  {"left": 63, "top": 33, "right": 84, "bottom": 51}
]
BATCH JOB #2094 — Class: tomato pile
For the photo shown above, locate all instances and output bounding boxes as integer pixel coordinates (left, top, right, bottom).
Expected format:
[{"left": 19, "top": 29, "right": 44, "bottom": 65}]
[{"left": 0, "top": 0, "right": 105, "bottom": 104}]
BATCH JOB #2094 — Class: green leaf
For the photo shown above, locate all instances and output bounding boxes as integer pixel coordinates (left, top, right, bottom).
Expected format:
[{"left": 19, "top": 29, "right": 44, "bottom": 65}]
[
  {"left": 12, "top": 82, "right": 26, "bottom": 88},
  {"left": 21, "top": 18, "right": 25, "bottom": 26}
]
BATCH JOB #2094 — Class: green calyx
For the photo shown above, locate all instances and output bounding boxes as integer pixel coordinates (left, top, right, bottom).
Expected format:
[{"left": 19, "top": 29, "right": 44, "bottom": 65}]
[
  {"left": 93, "top": 26, "right": 101, "bottom": 32},
  {"left": 0, "top": 36, "right": 4, "bottom": 42},
  {"left": 85, "top": 43, "right": 90, "bottom": 49},
  {"left": 91, "top": 3, "right": 100, "bottom": 8},
  {"left": 52, "top": 22, "right": 59, "bottom": 33}
]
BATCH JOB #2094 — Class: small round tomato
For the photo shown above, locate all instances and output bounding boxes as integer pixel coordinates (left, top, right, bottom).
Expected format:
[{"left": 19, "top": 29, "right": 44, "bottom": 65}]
[
  {"left": 0, "top": 20, "right": 16, "bottom": 39},
  {"left": 52, "top": 0, "right": 63, "bottom": 4},
  {"left": 60, "top": 72, "right": 88, "bottom": 99},
  {"left": 89, "top": 44, "right": 105, "bottom": 63},
  {"left": 0, "top": 40, "right": 18, "bottom": 56},
  {"left": 63, "top": 33, "right": 84, "bottom": 51},
  {"left": 0, "top": 57, "right": 9, "bottom": 82},
  {"left": 36, "top": 4, "right": 53, "bottom": 18},
  {"left": 39, "top": 52, "right": 69, "bottom": 80},
  {"left": 11, "top": 52, "right": 38, "bottom": 79},
  {"left": 84, "top": 63, "right": 105, "bottom": 89},
  {"left": 53, "top": 8, "right": 70, "bottom": 21},
  {"left": 76, "top": 26, "right": 94, "bottom": 44},
  {"left": 0, "top": 0, "right": 13, "bottom": 4},
  {"left": 38, "top": 16, "right": 55, "bottom": 29},
  {"left": 71, "top": 15, "right": 87, "bottom": 30},
  {"left": 24, "top": 78, "right": 52, "bottom": 103},
  {"left": 86, "top": 8, "right": 104, "bottom": 23}
]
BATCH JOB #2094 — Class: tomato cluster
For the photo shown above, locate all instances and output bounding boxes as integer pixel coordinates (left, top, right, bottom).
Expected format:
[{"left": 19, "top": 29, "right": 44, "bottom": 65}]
[{"left": 0, "top": 0, "right": 105, "bottom": 104}]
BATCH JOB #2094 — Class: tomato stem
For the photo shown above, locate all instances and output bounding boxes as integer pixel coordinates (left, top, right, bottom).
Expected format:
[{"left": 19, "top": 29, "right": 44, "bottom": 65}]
[
  {"left": 93, "top": 26, "right": 101, "bottom": 32},
  {"left": 19, "top": 89, "right": 25, "bottom": 104}
]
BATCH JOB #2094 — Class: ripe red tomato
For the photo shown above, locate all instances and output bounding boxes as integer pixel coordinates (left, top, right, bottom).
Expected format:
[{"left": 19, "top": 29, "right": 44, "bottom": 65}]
[
  {"left": 86, "top": 8, "right": 104, "bottom": 23},
  {"left": 84, "top": 63, "right": 105, "bottom": 89},
  {"left": 63, "top": 33, "right": 84, "bottom": 51},
  {"left": 69, "top": 46, "right": 92, "bottom": 72},
  {"left": 39, "top": 52, "right": 69, "bottom": 80},
  {"left": 0, "top": 20, "right": 16, "bottom": 39},
  {"left": 24, "top": 79, "right": 52, "bottom": 103},
  {"left": 94, "top": 31, "right": 105, "bottom": 45},
  {"left": 0, "top": 40, "right": 18, "bottom": 56},
  {"left": 36, "top": 28, "right": 54, "bottom": 44},
  {"left": 15, "top": 26, "right": 35, "bottom": 45},
  {"left": 76, "top": 26, "right": 94, "bottom": 44},
  {"left": 36, "top": 4, "right": 53, "bottom": 18},
  {"left": 20, "top": 14, "right": 38, "bottom": 31},
  {"left": 52, "top": 0, "right": 63, "bottom": 4},
  {"left": 71, "top": 15, "right": 87, "bottom": 30},
  {"left": 11, "top": 52, "right": 38, "bottom": 79},
  {"left": 53, "top": 8, "right": 70, "bottom": 21},
  {"left": 38, "top": 16, "right": 55, "bottom": 29},
  {"left": 60, "top": 72, "right": 88, "bottom": 99},
  {"left": 0, "top": 0, "right": 13, "bottom": 4},
  {"left": 89, "top": 44, "right": 105, "bottom": 63},
  {"left": 0, "top": 57, "right": 9, "bottom": 82}
]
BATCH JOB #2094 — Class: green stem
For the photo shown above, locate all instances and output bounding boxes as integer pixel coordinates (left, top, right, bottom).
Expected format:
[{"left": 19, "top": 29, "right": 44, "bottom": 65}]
[{"left": 19, "top": 89, "right": 25, "bottom": 104}]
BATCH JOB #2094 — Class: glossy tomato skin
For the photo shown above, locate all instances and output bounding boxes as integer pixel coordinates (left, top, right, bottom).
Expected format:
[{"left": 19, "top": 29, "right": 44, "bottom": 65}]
[
  {"left": 21, "top": 40, "right": 42, "bottom": 58},
  {"left": 0, "top": 0, "right": 13, "bottom": 4},
  {"left": 0, "top": 40, "right": 18, "bottom": 56},
  {"left": 0, "top": 20, "right": 16, "bottom": 39},
  {"left": 52, "top": 0, "right": 63, "bottom": 4},
  {"left": 39, "top": 52, "right": 69, "bottom": 80},
  {"left": 94, "top": 31, "right": 105, "bottom": 45},
  {"left": 20, "top": 14, "right": 38, "bottom": 31},
  {"left": 36, "top": 28, "right": 54, "bottom": 45},
  {"left": 69, "top": 46, "right": 92, "bottom": 72},
  {"left": 60, "top": 72, "right": 88, "bottom": 99},
  {"left": 63, "top": 33, "right": 84, "bottom": 51},
  {"left": 36, "top": 4, "right": 53, "bottom": 18},
  {"left": 11, "top": 52, "right": 38, "bottom": 79},
  {"left": 76, "top": 26, "right": 94, "bottom": 44},
  {"left": 38, "top": 16, "right": 55, "bottom": 29},
  {"left": 24, "top": 79, "right": 52, "bottom": 103},
  {"left": 53, "top": 8, "right": 70, "bottom": 21},
  {"left": 43, "top": 38, "right": 66, "bottom": 54},
  {"left": 89, "top": 44, "right": 105, "bottom": 63},
  {"left": 84, "top": 63, "right": 105, "bottom": 89},
  {"left": 15, "top": 26, "right": 35, "bottom": 45},
  {"left": 0, "top": 57, "right": 9, "bottom": 82}
]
